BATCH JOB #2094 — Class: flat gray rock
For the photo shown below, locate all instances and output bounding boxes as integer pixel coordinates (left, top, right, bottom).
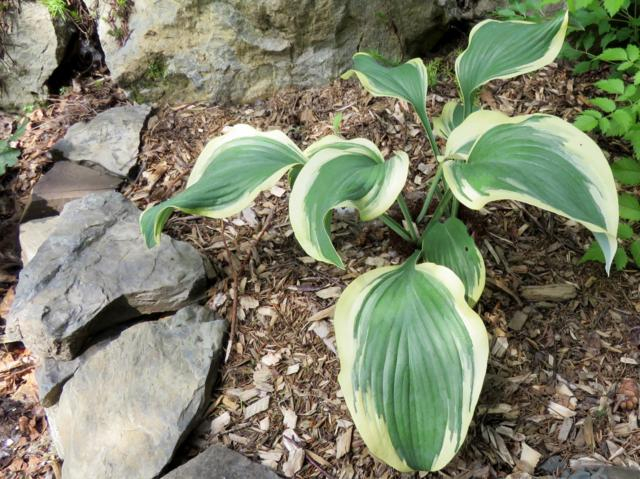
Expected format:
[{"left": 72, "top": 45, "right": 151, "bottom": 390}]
[
  {"left": 21, "top": 161, "right": 121, "bottom": 222},
  {"left": 7, "top": 191, "right": 211, "bottom": 359},
  {"left": 52, "top": 105, "right": 151, "bottom": 177},
  {"left": 47, "top": 306, "right": 228, "bottom": 479},
  {"left": 162, "top": 444, "right": 279, "bottom": 479}
]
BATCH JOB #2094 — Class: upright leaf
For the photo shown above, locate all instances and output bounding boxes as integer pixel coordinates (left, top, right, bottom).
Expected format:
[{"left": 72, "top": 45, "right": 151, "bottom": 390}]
[
  {"left": 290, "top": 137, "right": 409, "bottom": 268},
  {"left": 455, "top": 12, "right": 568, "bottom": 110},
  {"left": 421, "top": 218, "right": 486, "bottom": 304},
  {"left": 433, "top": 101, "right": 466, "bottom": 140},
  {"left": 342, "top": 53, "right": 430, "bottom": 127},
  {"left": 334, "top": 253, "right": 489, "bottom": 472},
  {"left": 444, "top": 111, "right": 619, "bottom": 272},
  {"left": 140, "top": 125, "right": 306, "bottom": 247}
]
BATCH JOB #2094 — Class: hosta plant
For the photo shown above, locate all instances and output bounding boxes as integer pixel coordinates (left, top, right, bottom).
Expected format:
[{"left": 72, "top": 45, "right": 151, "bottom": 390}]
[{"left": 140, "top": 11, "right": 619, "bottom": 473}]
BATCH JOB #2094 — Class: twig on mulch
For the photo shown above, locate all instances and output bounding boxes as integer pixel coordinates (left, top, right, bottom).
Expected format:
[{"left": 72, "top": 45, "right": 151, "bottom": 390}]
[{"left": 221, "top": 211, "right": 274, "bottom": 362}]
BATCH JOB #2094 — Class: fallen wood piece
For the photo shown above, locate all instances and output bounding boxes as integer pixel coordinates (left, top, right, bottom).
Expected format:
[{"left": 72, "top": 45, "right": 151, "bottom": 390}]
[{"left": 521, "top": 284, "right": 577, "bottom": 302}]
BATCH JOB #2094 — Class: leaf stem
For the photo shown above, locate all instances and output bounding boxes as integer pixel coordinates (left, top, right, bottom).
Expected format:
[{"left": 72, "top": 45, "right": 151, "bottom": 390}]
[
  {"left": 451, "top": 198, "right": 460, "bottom": 217},
  {"left": 417, "top": 165, "right": 443, "bottom": 222},
  {"left": 417, "top": 110, "right": 441, "bottom": 158},
  {"left": 380, "top": 213, "right": 414, "bottom": 243},
  {"left": 397, "top": 195, "right": 419, "bottom": 242},
  {"left": 425, "top": 190, "right": 453, "bottom": 232}
]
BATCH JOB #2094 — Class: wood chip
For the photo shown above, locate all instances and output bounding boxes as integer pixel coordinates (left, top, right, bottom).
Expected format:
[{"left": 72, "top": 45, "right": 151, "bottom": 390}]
[
  {"left": 548, "top": 401, "right": 577, "bottom": 418},
  {"left": 335, "top": 426, "right": 353, "bottom": 459},
  {"left": 211, "top": 411, "right": 230, "bottom": 435},
  {"left": 282, "top": 408, "right": 297, "bottom": 429},
  {"left": 315, "top": 286, "right": 342, "bottom": 299},
  {"left": 521, "top": 284, "right": 577, "bottom": 302},
  {"left": 244, "top": 396, "right": 270, "bottom": 419},
  {"left": 519, "top": 443, "right": 542, "bottom": 474}
]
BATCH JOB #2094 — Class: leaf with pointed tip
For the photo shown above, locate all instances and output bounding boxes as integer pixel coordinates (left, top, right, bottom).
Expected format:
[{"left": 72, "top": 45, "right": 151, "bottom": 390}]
[
  {"left": 422, "top": 218, "right": 486, "bottom": 305},
  {"left": 334, "top": 253, "right": 489, "bottom": 472},
  {"left": 140, "top": 125, "right": 306, "bottom": 247},
  {"left": 290, "top": 137, "right": 409, "bottom": 268},
  {"left": 444, "top": 111, "right": 618, "bottom": 273},
  {"left": 342, "top": 53, "right": 430, "bottom": 127},
  {"left": 455, "top": 12, "right": 568, "bottom": 110}
]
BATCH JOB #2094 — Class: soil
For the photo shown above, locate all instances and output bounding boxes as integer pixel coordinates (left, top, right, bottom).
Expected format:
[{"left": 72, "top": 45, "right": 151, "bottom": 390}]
[{"left": 1, "top": 50, "right": 639, "bottom": 479}]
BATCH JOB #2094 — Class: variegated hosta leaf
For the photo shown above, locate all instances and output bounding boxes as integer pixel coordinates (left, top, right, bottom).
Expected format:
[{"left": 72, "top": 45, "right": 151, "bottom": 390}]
[
  {"left": 455, "top": 12, "right": 568, "bottom": 110},
  {"left": 334, "top": 253, "right": 489, "bottom": 472},
  {"left": 444, "top": 111, "right": 619, "bottom": 272},
  {"left": 342, "top": 53, "right": 430, "bottom": 126},
  {"left": 290, "top": 137, "right": 409, "bottom": 268},
  {"left": 422, "top": 218, "right": 486, "bottom": 305},
  {"left": 433, "top": 101, "right": 466, "bottom": 140},
  {"left": 140, "top": 125, "right": 305, "bottom": 247}
]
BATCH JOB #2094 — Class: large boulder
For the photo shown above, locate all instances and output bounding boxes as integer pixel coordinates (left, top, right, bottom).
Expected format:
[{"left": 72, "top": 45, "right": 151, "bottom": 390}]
[
  {"left": 90, "top": 0, "right": 497, "bottom": 104},
  {"left": 7, "top": 191, "right": 212, "bottom": 359},
  {"left": 46, "top": 305, "right": 228, "bottom": 479},
  {"left": 0, "top": 2, "right": 70, "bottom": 109}
]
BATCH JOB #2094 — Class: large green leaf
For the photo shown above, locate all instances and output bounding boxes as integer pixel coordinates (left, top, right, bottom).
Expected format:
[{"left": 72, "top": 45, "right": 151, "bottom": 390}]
[
  {"left": 290, "top": 137, "right": 408, "bottom": 268},
  {"left": 140, "top": 125, "right": 306, "bottom": 247},
  {"left": 443, "top": 111, "right": 619, "bottom": 272},
  {"left": 455, "top": 12, "right": 568, "bottom": 111},
  {"left": 422, "top": 218, "right": 486, "bottom": 305},
  {"left": 334, "top": 253, "right": 489, "bottom": 472},
  {"left": 342, "top": 53, "right": 430, "bottom": 128}
]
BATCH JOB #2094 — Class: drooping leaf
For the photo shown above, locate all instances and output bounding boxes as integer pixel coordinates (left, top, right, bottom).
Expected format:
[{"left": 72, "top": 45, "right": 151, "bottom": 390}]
[
  {"left": 342, "top": 53, "right": 430, "bottom": 127},
  {"left": 619, "top": 193, "right": 640, "bottom": 221},
  {"left": 444, "top": 111, "right": 619, "bottom": 272},
  {"left": 455, "top": 12, "right": 568, "bottom": 110},
  {"left": 334, "top": 253, "right": 489, "bottom": 472},
  {"left": 140, "top": 125, "right": 306, "bottom": 247},
  {"left": 421, "top": 218, "right": 486, "bottom": 305},
  {"left": 290, "top": 137, "right": 409, "bottom": 268},
  {"left": 433, "top": 101, "right": 466, "bottom": 140}
]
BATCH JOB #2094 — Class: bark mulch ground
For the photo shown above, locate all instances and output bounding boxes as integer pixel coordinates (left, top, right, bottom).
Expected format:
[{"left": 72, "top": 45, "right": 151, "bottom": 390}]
[{"left": 1, "top": 52, "right": 639, "bottom": 478}]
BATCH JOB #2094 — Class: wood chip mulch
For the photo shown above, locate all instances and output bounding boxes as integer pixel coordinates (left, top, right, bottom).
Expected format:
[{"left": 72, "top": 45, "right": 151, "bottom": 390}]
[{"left": 1, "top": 53, "right": 639, "bottom": 478}]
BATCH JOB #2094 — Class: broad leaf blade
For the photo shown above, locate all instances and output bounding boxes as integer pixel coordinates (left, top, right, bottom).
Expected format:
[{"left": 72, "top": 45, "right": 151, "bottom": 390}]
[
  {"left": 422, "top": 218, "right": 486, "bottom": 305},
  {"left": 290, "top": 138, "right": 408, "bottom": 268},
  {"left": 334, "top": 253, "right": 489, "bottom": 472},
  {"left": 455, "top": 12, "right": 568, "bottom": 109},
  {"left": 140, "top": 125, "right": 306, "bottom": 247},
  {"left": 444, "top": 111, "right": 619, "bottom": 272},
  {"left": 343, "top": 53, "right": 429, "bottom": 126}
]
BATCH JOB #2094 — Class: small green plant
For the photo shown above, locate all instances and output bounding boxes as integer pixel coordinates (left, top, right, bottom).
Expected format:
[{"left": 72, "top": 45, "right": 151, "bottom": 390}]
[
  {"left": 43, "top": 0, "right": 69, "bottom": 19},
  {"left": 144, "top": 55, "right": 167, "bottom": 82},
  {"left": 0, "top": 120, "right": 26, "bottom": 176},
  {"left": 140, "top": 12, "right": 617, "bottom": 473}
]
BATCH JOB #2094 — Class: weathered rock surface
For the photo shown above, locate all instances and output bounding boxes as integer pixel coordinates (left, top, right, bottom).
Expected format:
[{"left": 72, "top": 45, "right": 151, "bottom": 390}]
[
  {"left": 19, "top": 216, "right": 61, "bottom": 266},
  {"left": 21, "top": 161, "right": 122, "bottom": 222},
  {"left": 162, "top": 444, "right": 279, "bottom": 479},
  {"left": 35, "top": 356, "right": 80, "bottom": 408},
  {"left": 89, "top": 0, "right": 496, "bottom": 104},
  {"left": 46, "top": 305, "right": 228, "bottom": 479},
  {"left": 52, "top": 105, "right": 151, "bottom": 177},
  {"left": 0, "top": 3, "right": 67, "bottom": 109},
  {"left": 7, "top": 192, "right": 211, "bottom": 359}
]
